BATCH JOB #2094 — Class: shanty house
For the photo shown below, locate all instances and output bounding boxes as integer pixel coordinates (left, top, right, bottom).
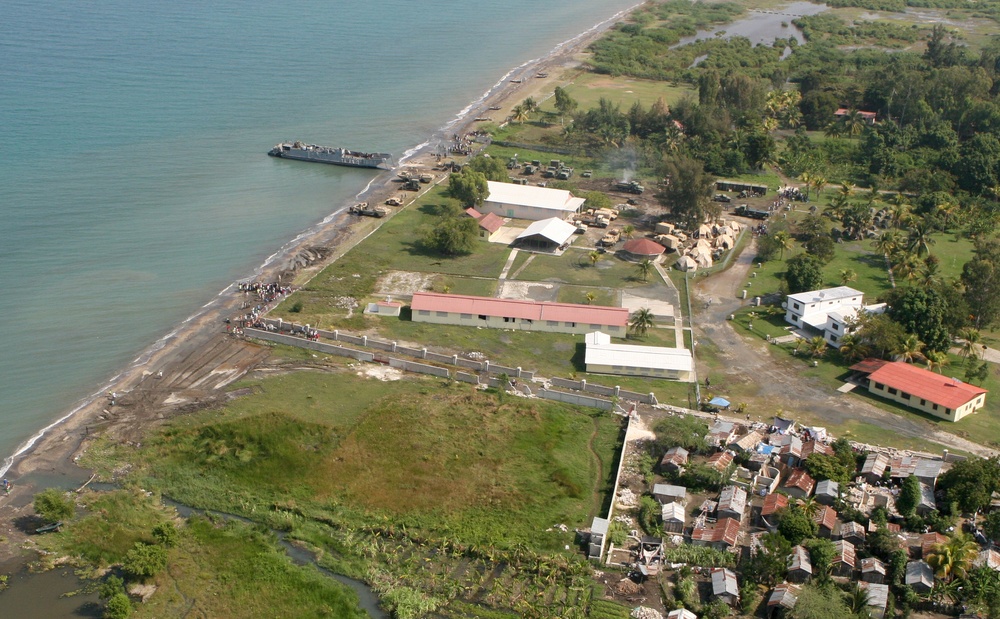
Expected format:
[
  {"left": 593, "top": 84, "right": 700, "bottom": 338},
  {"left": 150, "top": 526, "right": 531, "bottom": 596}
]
[
  {"left": 839, "top": 521, "right": 867, "bottom": 546},
  {"left": 768, "top": 583, "right": 800, "bottom": 617},
  {"left": 860, "top": 582, "right": 889, "bottom": 619},
  {"left": 905, "top": 561, "right": 934, "bottom": 594},
  {"left": 653, "top": 483, "right": 687, "bottom": 505},
  {"left": 783, "top": 469, "right": 815, "bottom": 499},
  {"left": 861, "top": 557, "right": 887, "bottom": 583},
  {"left": 814, "top": 479, "right": 839, "bottom": 505},
  {"left": 410, "top": 292, "right": 628, "bottom": 336},
  {"left": 660, "top": 446, "right": 689, "bottom": 473},
  {"left": 481, "top": 181, "right": 585, "bottom": 221},
  {"left": 758, "top": 492, "right": 788, "bottom": 529},
  {"left": 717, "top": 485, "right": 748, "bottom": 522},
  {"left": 787, "top": 546, "right": 813, "bottom": 582},
  {"left": 814, "top": 505, "right": 838, "bottom": 539},
  {"left": 711, "top": 568, "right": 740, "bottom": 606},
  {"left": 691, "top": 517, "right": 741, "bottom": 550},
  {"left": 832, "top": 540, "right": 856, "bottom": 578},
  {"left": 861, "top": 452, "right": 890, "bottom": 483},
  {"left": 661, "top": 502, "right": 686, "bottom": 534}
]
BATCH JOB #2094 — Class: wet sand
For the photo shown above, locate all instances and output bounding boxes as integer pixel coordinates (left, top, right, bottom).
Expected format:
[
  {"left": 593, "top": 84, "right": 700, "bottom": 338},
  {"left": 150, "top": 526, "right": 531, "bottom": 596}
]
[{"left": 0, "top": 9, "right": 635, "bottom": 572}]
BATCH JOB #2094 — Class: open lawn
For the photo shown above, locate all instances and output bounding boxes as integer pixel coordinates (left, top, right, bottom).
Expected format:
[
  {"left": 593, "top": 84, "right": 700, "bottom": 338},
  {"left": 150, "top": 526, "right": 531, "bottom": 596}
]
[
  {"left": 517, "top": 250, "right": 655, "bottom": 288},
  {"left": 133, "top": 372, "right": 623, "bottom": 551},
  {"left": 551, "top": 73, "right": 695, "bottom": 114}
]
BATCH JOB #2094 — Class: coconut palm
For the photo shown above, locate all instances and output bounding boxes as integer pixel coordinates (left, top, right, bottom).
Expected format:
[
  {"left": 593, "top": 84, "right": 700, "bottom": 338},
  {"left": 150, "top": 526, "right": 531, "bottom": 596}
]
[
  {"left": 522, "top": 97, "right": 538, "bottom": 114},
  {"left": 844, "top": 110, "right": 867, "bottom": 136},
  {"left": 773, "top": 230, "right": 794, "bottom": 260},
  {"left": 511, "top": 104, "right": 528, "bottom": 124},
  {"left": 836, "top": 333, "right": 871, "bottom": 363},
  {"left": 621, "top": 224, "right": 636, "bottom": 239},
  {"left": 889, "top": 196, "right": 912, "bottom": 228},
  {"left": 824, "top": 121, "right": 844, "bottom": 138},
  {"left": 629, "top": 308, "right": 655, "bottom": 338},
  {"left": 907, "top": 220, "right": 936, "bottom": 257},
  {"left": 839, "top": 268, "right": 858, "bottom": 285},
  {"left": 636, "top": 259, "right": 653, "bottom": 282},
  {"left": 894, "top": 334, "right": 925, "bottom": 363},
  {"left": 925, "top": 350, "right": 949, "bottom": 373},
  {"left": 959, "top": 328, "right": 983, "bottom": 360},
  {"left": 584, "top": 291, "right": 597, "bottom": 305},
  {"left": 588, "top": 250, "right": 602, "bottom": 267},
  {"left": 920, "top": 255, "right": 941, "bottom": 287},
  {"left": 846, "top": 584, "right": 871, "bottom": 614},
  {"left": 927, "top": 533, "right": 980, "bottom": 582},
  {"left": 797, "top": 496, "right": 820, "bottom": 518},
  {"left": 809, "top": 336, "right": 828, "bottom": 358},
  {"left": 873, "top": 230, "right": 902, "bottom": 257},
  {"left": 809, "top": 174, "right": 828, "bottom": 200},
  {"left": 891, "top": 251, "right": 923, "bottom": 282}
]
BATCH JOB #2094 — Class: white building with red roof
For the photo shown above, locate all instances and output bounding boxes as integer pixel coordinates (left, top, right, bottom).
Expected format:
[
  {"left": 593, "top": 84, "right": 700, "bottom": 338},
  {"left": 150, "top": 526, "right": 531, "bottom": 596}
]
[
  {"left": 464, "top": 207, "right": 505, "bottom": 242},
  {"left": 859, "top": 360, "right": 987, "bottom": 421},
  {"left": 481, "top": 181, "right": 586, "bottom": 221},
  {"left": 410, "top": 292, "right": 629, "bottom": 336}
]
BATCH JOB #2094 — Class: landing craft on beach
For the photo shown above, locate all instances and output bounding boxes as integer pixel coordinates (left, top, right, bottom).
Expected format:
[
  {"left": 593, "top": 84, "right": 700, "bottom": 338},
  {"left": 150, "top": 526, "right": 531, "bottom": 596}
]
[{"left": 268, "top": 141, "right": 394, "bottom": 169}]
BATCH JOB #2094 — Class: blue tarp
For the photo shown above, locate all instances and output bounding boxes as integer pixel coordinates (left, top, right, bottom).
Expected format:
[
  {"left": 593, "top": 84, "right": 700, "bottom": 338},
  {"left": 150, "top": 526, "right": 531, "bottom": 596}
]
[
  {"left": 757, "top": 444, "right": 775, "bottom": 455},
  {"left": 709, "top": 396, "right": 730, "bottom": 407}
]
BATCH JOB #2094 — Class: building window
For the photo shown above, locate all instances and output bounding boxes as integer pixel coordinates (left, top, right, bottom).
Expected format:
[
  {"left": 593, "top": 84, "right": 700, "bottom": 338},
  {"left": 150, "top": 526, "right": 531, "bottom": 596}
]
[
  {"left": 793, "top": 303, "right": 800, "bottom": 310},
  {"left": 932, "top": 403, "right": 938, "bottom": 411},
  {"left": 436, "top": 311, "right": 448, "bottom": 317},
  {"left": 460, "top": 313, "right": 472, "bottom": 319},
  {"left": 945, "top": 408, "right": 952, "bottom": 416},
  {"left": 887, "top": 387, "right": 898, "bottom": 395},
  {"left": 589, "top": 324, "right": 601, "bottom": 329},
  {"left": 920, "top": 399, "right": 926, "bottom": 406},
  {"left": 832, "top": 323, "right": 839, "bottom": 330},
  {"left": 874, "top": 382, "right": 884, "bottom": 390},
  {"left": 418, "top": 310, "right": 431, "bottom": 316},
  {"left": 478, "top": 314, "right": 487, "bottom": 320},
  {"left": 565, "top": 322, "right": 576, "bottom": 327},
  {"left": 830, "top": 335, "right": 838, "bottom": 342},
  {"left": 503, "top": 317, "right": 514, "bottom": 323},
  {"left": 901, "top": 392, "right": 910, "bottom": 400},
  {"left": 546, "top": 320, "right": 558, "bottom": 326}
]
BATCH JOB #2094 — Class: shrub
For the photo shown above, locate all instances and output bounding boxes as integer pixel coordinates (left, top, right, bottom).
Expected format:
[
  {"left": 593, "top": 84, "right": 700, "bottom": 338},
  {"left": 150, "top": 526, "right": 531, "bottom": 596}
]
[
  {"left": 103, "top": 593, "right": 132, "bottom": 619},
  {"left": 122, "top": 542, "right": 167, "bottom": 581},
  {"left": 33, "top": 488, "right": 74, "bottom": 523},
  {"left": 152, "top": 522, "right": 178, "bottom": 548},
  {"left": 289, "top": 301, "right": 303, "bottom": 313}
]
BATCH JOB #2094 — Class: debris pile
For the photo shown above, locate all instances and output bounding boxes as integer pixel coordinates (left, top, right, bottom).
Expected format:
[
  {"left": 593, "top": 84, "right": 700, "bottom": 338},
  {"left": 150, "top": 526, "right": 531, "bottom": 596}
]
[{"left": 631, "top": 607, "right": 663, "bottom": 619}]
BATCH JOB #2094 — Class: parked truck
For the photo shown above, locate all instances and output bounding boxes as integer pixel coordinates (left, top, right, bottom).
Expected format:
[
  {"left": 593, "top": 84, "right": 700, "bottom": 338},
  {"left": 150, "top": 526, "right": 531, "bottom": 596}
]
[
  {"left": 612, "top": 180, "right": 644, "bottom": 194},
  {"left": 349, "top": 202, "right": 390, "bottom": 218}
]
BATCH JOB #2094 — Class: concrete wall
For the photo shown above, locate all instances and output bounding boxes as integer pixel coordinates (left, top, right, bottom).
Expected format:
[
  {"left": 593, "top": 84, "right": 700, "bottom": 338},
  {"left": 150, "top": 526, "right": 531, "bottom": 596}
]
[
  {"left": 537, "top": 389, "right": 614, "bottom": 411},
  {"left": 547, "top": 377, "right": 656, "bottom": 405},
  {"left": 246, "top": 329, "right": 374, "bottom": 362},
  {"left": 388, "top": 358, "right": 450, "bottom": 378}
]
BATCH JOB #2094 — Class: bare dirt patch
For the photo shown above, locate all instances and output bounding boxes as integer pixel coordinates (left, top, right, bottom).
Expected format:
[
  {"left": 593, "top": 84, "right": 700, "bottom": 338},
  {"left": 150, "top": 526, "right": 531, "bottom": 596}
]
[
  {"left": 374, "top": 270, "right": 436, "bottom": 297},
  {"left": 357, "top": 365, "right": 404, "bottom": 381},
  {"left": 497, "top": 280, "right": 560, "bottom": 302}
]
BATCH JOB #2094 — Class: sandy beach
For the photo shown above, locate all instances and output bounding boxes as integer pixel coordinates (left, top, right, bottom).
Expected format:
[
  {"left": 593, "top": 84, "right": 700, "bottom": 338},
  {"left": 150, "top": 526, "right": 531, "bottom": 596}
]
[{"left": 0, "top": 9, "right": 634, "bottom": 570}]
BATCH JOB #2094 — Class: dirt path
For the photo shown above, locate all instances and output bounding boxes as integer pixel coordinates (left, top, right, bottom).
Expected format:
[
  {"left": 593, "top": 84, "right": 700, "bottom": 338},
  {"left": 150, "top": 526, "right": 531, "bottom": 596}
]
[{"left": 691, "top": 239, "right": 997, "bottom": 458}]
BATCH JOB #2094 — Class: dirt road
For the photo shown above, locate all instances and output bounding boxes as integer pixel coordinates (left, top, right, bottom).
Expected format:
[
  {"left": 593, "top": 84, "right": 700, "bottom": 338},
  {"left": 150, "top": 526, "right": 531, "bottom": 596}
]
[{"left": 691, "top": 237, "right": 997, "bottom": 458}]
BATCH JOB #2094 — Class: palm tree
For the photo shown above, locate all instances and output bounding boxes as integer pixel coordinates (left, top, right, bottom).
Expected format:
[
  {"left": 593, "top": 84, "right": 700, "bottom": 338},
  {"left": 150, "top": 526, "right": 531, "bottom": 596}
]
[
  {"left": 927, "top": 533, "right": 979, "bottom": 582},
  {"left": 907, "top": 220, "right": 936, "bottom": 257},
  {"left": 584, "top": 291, "right": 597, "bottom": 305},
  {"left": 959, "top": 328, "right": 983, "bottom": 360},
  {"left": 919, "top": 255, "right": 941, "bottom": 287},
  {"left": 522, "top": 97, "right": 538, "bottom": 114},
  {"left": 894, "top": 334, "right": 925, "bottom": 363},
  {"left": 809, "top": 174, "right": 828, "bottom": 200},
  {"left": 773, "top": 230, "right": 794, "bottom": 260},
  {"left": 588, "top": 250, "right": 602, "bottom": 267},
  {"left": 844, "top": 110, "right": 867, "bottom": 136},
  {"left": 925, "top": 350, "right": 949, "bottom": 373},
  {"left": 621, "top": 224, "right": 636, "bottom": 239},
  {"left": 799, "top": 172, "right": 814, "bottom": 200},
  {"left": 636, "top": 259, "right": 653, "bottom": 282},
  {"left": 809, "top": 336, "right": 828, "bottom": 358},
  {"left": 873, "top": 230, "right": 902, "bottom": 257},
  {"left": 511, "top": 104, "right": 528, "bottom": 124},
  {"left": 836, "top": 333, "right": 871, "bottom": 363},
  {"left": 891, "top": 251, "right": 923, "bottom": 282},
  {"left": 889, "top": 196, "right": 912, "bottom": 228},
  {"left": 797, "top": 496, "right": 820, "bottom": 518},
  {"left": 839, "top": 268, "right": 858, "bottom": 285},
  {"left": 846, "top": 584, "right": 871, "bottom": 614},
  {"left": 629, "top": 308, "right": 655, "bottom": 338},
  {"left": 824, "top": 121, "right": 844, "bottom": 138}
]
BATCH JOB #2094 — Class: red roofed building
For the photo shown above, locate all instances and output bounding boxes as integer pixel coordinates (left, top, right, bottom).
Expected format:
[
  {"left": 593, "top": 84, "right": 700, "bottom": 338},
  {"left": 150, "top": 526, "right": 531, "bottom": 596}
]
[
  {"left": 464, "top": 207, "right": 505, "bottom": 241},
  {"left": 691, "top": 517, "right": 741, "bottom": 550},
  {"left": 861, "top": 361, "right": 987, "bottom": 421},
  {"left": 410, "top": 292, "right": 629, "bottom": 336},
  {"left": 758, "top": 492, "right": 788, "bottom": 529},
  {"left": 784, "top": 469, "right": 816, "bottom": 499},
  {"left": 622, "top": 238, "right": 666, "bottom": 261},
  {"left": 834, "top": 108, "right": 878, "bottom": 123}
]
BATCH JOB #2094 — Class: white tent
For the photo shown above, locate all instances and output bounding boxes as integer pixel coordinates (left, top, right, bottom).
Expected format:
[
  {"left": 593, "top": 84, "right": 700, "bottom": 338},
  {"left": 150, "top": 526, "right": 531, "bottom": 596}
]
[{"left": 676, "top": 255, "right": 698, "bottom": 271}]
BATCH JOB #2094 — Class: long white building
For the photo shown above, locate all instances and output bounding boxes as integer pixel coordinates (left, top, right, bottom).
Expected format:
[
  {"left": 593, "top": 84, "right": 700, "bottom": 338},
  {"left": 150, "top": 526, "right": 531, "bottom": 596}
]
[
  {"left": 480, "top": 181, "right": 586, "bottom": 221},
  {"left": 584, "top": 331, "right": 694, "bottom": 381}
]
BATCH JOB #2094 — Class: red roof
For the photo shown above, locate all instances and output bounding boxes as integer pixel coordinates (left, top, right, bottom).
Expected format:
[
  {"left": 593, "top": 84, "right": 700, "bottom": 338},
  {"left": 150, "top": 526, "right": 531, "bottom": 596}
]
[
  {"left": 623, "top": 238, "right": 666, "bottom": 256},
  {"left": 922, "top": 532, "right": 947, "bottom": 558},
  {"left": 709, "top": 450, "right": 734, "bottom": 471},
  {"left": 464, "top": 207, "right": 504, "bottom": 234},
  {"left": 814, "top": 505, "right": 838, "bottom": 531},
  {"left": 692, "top": 517, "right": 741, "bottom": 547},
  {"left": 785, "top": 469, "right": 815, "bottom": 494},
  {"left": 867, "top": 361, "right": 988, "bottom": 410},
  {"left": 762, "top": 492, "right": 789, "bottom": 516},
  {"left": 850, "top": 358, "right": 889, "bottom": 374},
  {"left": 410, "top": 292, "right": 629, "bottom": 327}
]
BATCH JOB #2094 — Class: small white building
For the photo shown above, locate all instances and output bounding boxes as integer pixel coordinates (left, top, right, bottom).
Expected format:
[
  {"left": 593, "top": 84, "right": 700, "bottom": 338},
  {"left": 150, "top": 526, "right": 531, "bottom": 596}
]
[
  {"left": 584, "top": 331, "right": 694, "bottom": 381},
  {"left": 514, "top": 217, "right": 577, "bottom": 251},
  {"left": 481, "top": 181, "right": 585, "bottom": 221},
  {"left": 653, "top": 483, "right": 687, "bottom": 505},
  {"left": 784, "top": 286, "right": 864, "bottom": 332}
]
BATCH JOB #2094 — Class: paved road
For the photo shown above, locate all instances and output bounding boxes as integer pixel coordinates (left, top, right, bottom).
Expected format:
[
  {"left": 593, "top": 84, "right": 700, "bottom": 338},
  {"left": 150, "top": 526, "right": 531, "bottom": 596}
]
[{"left": 690, "top": 239, "right": 997, "bottom": 458}]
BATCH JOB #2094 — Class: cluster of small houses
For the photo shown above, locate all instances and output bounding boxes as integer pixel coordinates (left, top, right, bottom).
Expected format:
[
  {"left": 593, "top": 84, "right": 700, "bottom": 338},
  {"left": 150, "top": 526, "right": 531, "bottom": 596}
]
[
  {"left": 587, "top": 417, "right": 1000, "bottom": 618},
  {"left": 651, "top": 219, "right": 744, "bottom": 273}
]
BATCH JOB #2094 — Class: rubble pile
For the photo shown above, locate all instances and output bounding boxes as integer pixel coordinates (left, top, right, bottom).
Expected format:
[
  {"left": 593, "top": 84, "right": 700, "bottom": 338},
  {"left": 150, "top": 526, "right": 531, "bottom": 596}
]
[{"left": 630, "top": 607, "right": 664, "bottom": 619}]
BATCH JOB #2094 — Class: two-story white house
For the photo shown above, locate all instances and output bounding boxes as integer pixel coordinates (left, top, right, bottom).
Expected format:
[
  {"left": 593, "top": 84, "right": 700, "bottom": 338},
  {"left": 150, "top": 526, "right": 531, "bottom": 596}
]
[{"left": 784, "top": 287, "right": 887, "bottom": 347}]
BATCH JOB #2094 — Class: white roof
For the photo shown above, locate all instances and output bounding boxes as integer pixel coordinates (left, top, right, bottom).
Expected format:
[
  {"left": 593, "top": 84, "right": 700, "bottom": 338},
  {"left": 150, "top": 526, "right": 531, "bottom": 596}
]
[
  {"left": 676, "top": 255, "right": 697, "bottom": 271},
  {"left": 515, "top": 217, "right": 577, "bottom": 245},
  {"left": 662, "top": 501, "right": 686, "bottom": 522},
  {"left": 585, "top": 332, "right": 694, "bottom": 373},
  {"left": 653, "top": 483, "right": 687, "bottom": 498},
  {"left": 486, "top": 181, "right": 585, "bottom": 213},
  {"left": 667, "top": 610, "right": 698, "bottom": 619},
  {"left": 786, "top": 286, "right": 863, "bottom": 305}
]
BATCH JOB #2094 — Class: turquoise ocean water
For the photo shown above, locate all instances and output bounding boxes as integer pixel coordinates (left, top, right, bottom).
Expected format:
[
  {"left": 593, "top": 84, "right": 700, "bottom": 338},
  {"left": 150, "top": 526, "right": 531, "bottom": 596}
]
[{"left": 0, "top": 0, "right": 639, "bottom": 474}]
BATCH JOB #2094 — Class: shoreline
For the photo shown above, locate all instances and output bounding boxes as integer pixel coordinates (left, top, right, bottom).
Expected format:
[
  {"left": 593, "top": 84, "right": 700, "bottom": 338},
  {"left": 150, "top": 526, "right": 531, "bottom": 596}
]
[{"left": 0, "top": 5, "right": 638, "bottom": 570}]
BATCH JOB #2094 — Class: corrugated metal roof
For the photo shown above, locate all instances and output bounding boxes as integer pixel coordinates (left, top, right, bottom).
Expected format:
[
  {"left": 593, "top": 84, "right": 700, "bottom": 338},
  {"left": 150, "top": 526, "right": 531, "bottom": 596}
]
[
  {"left": 485, "top": 181, "right": 585, "bottom": 213},
  {"left": 585, "top": 334, "right": 693, "bottom": 372},
  {"left": 515, "top": 217, "right": 576, "bottom": 245}
]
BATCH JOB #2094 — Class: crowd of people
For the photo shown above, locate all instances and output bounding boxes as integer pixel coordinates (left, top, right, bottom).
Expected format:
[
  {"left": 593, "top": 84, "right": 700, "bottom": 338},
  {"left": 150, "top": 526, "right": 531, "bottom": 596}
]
[{"left": 777, "top": 185, "right": 807, "bottom": 202}]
